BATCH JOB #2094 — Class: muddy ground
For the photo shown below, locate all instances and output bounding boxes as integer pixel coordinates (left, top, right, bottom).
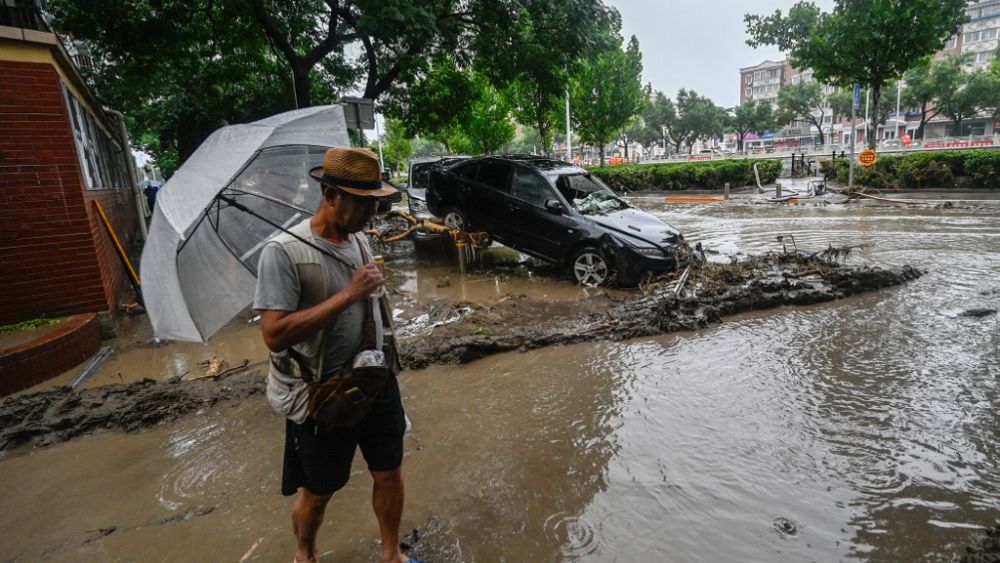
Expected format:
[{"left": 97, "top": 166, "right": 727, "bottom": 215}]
[{"left": 0, "top": 251, "right": 921, "bottom": 455}]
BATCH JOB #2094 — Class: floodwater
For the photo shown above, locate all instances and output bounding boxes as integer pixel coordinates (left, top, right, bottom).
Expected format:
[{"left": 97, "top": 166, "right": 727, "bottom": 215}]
[{"left": 2, "top": 194, "right": 1000, "bottom": 562}]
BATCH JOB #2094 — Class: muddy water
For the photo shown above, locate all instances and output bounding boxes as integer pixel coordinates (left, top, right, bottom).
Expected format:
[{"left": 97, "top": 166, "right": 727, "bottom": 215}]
[{"left": 3, "top": 202, "right": 1000, "bottom": 562}]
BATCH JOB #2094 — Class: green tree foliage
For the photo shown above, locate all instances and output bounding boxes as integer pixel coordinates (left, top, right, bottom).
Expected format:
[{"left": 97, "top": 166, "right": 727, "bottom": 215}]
[
  {"left": 776, "top": 82, "right": 828, "bottom": 145},
  {"left": 746, "top": 0, "right": 967, "bottom": 148},
  {"left": 668, "top": 89, "right": 725, "bottom": 153},
  {"left": 901, "top": 58, "right": 948, "bottom": 139},
  {"left": 728, "top": 100, "right": 774, "bottom": 153},
  {"left": 380, "top": 118, "right": 413, "bottom": 176},
  {"left": 642, "top": 92, "right": 678, "bottom": 154},
  {"left": 499, "top": 2, "right": 620, "bottom": 155},
  {"left": 571, "top": 36, "right": 644, "bottom": 166},
  {"left": 47, "top": 0, "right": 617, "bottom": 172},
  {"left": 452, "top": 73, "right": 516, "bottom": 155}
]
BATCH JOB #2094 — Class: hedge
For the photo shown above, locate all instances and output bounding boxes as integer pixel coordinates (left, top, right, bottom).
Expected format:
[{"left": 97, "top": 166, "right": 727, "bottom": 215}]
[
  {"left": 819, "top": 150, "right": 1000, "bottom": 190},
  {"left": 590, "top": 159, "right": 782, "bottom": 192}
]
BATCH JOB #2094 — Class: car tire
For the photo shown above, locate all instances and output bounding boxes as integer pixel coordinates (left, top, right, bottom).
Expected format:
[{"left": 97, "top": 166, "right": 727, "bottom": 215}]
[
  {"left": 569, "top": 246, "right": 612, "bottom": 286},
  {"left": 442, "top": 207, "right": 472, "bottom": 232}
]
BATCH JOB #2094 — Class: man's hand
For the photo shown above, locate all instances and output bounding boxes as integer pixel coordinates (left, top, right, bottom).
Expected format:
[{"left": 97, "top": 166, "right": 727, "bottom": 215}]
[{"left": 346, "top": 263, "right": 385, "bottom": 302}]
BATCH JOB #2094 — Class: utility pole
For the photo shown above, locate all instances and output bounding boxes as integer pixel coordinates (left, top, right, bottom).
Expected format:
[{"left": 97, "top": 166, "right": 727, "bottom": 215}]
[
  {"left": 850, "top": 83, "right": 859, "bottom": 187},
  {"left": 565, "top": 84, "right": 572, "bottom": 162},
  {"left": 895, "top": 81, "right": 903, "bottom": 140}
]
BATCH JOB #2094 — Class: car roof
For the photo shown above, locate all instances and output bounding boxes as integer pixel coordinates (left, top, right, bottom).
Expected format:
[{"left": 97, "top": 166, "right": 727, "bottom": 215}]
[
  {"left": 470, "top": 154, "right": 588, "bottom": 175},
  {"left": 409, "top": 155, "right": 469, "bottom": 166}
]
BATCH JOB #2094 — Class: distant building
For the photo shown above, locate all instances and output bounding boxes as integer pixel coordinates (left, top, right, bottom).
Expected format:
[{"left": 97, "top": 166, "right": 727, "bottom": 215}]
[{"left": 739, "top": 59, "right": 786, "bottom": 107}]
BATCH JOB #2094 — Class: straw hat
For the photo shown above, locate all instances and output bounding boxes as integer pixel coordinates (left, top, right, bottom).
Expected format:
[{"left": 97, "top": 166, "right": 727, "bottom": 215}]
[{"left": 309, "top": 147, "right": 397, "bottom": 197}]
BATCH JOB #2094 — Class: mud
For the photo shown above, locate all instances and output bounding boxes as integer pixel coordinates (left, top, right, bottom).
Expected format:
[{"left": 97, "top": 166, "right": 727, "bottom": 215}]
[
  {"left": 1, "top": 253, "right": 921, "bottom": 455},
  {"left": 0, "top": 366, "right": 266, "bottom": 453},
  {"left": 401, "top": 253, "right": 923, "bottom": 369}
]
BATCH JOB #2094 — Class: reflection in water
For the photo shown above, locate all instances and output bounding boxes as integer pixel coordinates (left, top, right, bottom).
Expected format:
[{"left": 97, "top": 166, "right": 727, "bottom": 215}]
[{"left": 1, "top": 204, "right": 999, "bottom": 562}]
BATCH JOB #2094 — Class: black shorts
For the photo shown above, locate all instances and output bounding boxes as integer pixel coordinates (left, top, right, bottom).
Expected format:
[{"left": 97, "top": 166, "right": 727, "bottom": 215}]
[{"left": 281, "top": 376, "right": 406, "bottom": 496}]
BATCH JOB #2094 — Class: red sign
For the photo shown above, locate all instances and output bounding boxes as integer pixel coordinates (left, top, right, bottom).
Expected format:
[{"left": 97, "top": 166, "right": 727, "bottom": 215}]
[
  {"left": 687, "top": 155, "right": 712, "bottom": 161},
  {"left": 859, "top": 148, "right": 878, "bottom": 167},
  {"left": 923, "top": 139, "right": 995, "bottom": 149}
]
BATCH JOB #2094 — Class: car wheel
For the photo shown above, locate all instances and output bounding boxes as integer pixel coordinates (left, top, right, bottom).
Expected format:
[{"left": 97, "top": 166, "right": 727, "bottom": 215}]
[
  {"left": 570, "top": 247, "right": 611, "bottom": 286},
  {"left": 443, "top": 207, "right": 471, "bottom": 232}
]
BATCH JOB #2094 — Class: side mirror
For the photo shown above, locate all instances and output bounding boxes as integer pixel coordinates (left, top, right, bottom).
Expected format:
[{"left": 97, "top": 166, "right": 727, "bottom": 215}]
[{"left": 544, "top": 199, "right": 564, "bottom": 214}]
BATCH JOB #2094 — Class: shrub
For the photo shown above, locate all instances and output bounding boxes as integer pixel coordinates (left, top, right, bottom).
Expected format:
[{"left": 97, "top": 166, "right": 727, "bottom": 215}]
[
  {"left": 590, "top": 159, "right": 781, "bottom": 192},
  {"left": 823, "top": 149, "right": 999, "bottom": 190}
]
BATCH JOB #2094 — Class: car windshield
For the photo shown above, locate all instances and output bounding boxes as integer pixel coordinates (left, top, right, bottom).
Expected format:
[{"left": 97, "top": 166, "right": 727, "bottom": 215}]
[{"left": 556, "top": 174, "right": 628, "bottom": 214}]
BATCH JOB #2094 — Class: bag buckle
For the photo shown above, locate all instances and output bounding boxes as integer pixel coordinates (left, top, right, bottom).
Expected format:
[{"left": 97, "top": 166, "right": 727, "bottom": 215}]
[{"left": 345, "top": 386, "right": 366, "bottom": 405}]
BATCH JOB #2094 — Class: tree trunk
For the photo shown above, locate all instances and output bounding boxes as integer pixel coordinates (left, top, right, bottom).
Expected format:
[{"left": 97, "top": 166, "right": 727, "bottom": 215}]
[
  {"left": 293, "top": 67, "right": 311, "bottom": 108},
  {"left": 599, "top": 144, "right": 605, "bottom": 166},
  {"left": 869, "top": 86, "right": 882, "bottom": 148},
  {"left": 811, "top": 118, "right": 825, "bottom": 146},
  {"left": 737, "top": 133, "right": 745, "bottom": 153},
  {"left": 623, "top": 138, "right": 629, "bottom": 160}
]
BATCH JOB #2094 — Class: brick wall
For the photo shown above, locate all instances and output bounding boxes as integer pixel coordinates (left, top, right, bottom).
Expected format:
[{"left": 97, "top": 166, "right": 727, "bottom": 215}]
[
  {"left": 0, "top": 60, "right": 138, "bottom": 325},
  {"left": 0, "top": 313, "right": 101, "bottom": 397}
]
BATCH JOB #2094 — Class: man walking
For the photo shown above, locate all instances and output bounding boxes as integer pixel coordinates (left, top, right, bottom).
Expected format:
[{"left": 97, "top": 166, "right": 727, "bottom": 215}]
[{"left": 254, "top": 147, "right": 415, "bottom": 563}]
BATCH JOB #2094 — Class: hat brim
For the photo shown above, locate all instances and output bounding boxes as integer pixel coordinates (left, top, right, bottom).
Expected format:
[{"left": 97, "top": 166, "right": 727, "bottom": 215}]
[{"left": 309, "top": 166, "right": 398, "bottom": 198}]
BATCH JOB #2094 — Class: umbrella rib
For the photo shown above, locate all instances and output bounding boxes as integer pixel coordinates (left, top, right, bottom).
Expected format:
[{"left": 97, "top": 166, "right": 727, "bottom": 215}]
[{"left": 224, "top": 188, "right": 315, "bottom": 215}]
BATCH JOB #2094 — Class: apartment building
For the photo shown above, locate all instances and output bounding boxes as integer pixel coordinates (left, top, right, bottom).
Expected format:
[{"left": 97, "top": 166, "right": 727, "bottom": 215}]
[{"left": 738, "top": 59, "right": 786, "bottom": 107}]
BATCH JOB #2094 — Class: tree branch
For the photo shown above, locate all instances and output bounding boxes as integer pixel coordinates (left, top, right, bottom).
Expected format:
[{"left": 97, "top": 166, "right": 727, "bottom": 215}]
[{"left": 251, "top": 0, "right": 299, "bottom": 65}]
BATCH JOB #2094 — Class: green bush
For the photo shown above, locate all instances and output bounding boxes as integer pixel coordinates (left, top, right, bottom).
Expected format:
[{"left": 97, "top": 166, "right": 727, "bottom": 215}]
[
  {"left": 822, "top": 150, "right": 1000, "bottom": 189},
  {"left": 590, "top": 159, "right": 782, "bottom": 192}
]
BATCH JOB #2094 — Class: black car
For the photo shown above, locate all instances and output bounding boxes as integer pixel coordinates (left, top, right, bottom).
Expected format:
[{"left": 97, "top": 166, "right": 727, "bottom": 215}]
[
  {"left": 403, "top": 156, "right": 469, "bottom": 239},
  {"left": 427, "top": 155, "right": 685, "bottom": 286}
]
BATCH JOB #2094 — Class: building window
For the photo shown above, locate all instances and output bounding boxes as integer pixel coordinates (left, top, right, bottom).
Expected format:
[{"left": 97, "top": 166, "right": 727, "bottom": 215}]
[
  {"left": 61, "top": 85, "right": 130, "bottom": 191},
  {"left": 976, "top": 49, "right": 997, "bottom": 63},
  {"left": 745, "top": 88, "right": 751, "bottom": 97},
  {"left": 965, "top": 28, "right": 998, "bottom": 43},
  {"left": 975, "top": 4, "right": 1000, "bottom": 18},
  {"left": 945, "top": 36, "right": 958, "bottom": 49},
  {"left": 745, "top": 75, "right": 752, "bottom": 85}
]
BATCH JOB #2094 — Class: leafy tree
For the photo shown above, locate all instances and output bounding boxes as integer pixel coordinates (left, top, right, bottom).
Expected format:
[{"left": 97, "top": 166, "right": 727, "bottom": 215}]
[
  {"left": 669, "top": 89, "right": 724, "bottom": 153},
  {"left": 394, "top": 56, "right": 476, "bottom": 149},
  {"left": 728, "top": 100, "right": 774, "bottom": 153},
  {"left": 828, "top": 84, "right": 892, "bottom": 144},
  {"left": 901, "top": 58, "right": 948, "bottom": 139},
  {"left": 47, "top": 0, "right": 617, "bottom": 171},
  {"left": 410, "top": 136, "right": 448, "bottom": 158},
  {"left": 642, "top": 92, "right": 678, "bottom": 154},
  {"left": 499, "top": 2, "right": 620, "bottom": 155},
  {"left": 571, "top": 35, "right": 644, "bottom": 166},
  {"left": 746, "top": 0, "right": 968, "bottom": 148},
  {"left": 938, "top": 66, "right": 996, "bottom": 136},
  {"left": 458, "top": 73, "right": 516, "bottom": 154},
  {"left": 776, "top": 81, "right": 829, "bottom": 145},
  {"left": 380, "top": 118, "right": 412, "bottom": 176}
]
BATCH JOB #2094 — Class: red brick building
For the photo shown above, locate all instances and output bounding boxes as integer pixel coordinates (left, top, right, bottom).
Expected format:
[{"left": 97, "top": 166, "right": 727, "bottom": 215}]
[{"left": 1, "top": 8, "right": 144, "bottom": 332}]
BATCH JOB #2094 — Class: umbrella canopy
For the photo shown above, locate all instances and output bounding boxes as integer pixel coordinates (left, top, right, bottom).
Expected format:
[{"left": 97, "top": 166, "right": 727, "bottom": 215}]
[{"left": 141, "top": 105, "right": 350, "bottom": 342}]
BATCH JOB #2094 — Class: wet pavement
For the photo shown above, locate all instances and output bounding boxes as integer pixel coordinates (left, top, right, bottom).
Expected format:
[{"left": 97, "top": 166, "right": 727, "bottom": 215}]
[{"left": 2, "top": 192, "right": 999, "bottom": 562}]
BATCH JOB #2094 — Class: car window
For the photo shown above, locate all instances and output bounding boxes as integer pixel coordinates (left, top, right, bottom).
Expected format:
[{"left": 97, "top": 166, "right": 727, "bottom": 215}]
[
  {"left": 476, "top": 161, "right": 511, "bottom": 192},
  {"left": 453, "top": 161, "right": 479, "bottom": 179},
  {"left": 410, "top": 163, "right": 432, "bottom": 190},
  {"left": 556, "top": 174, "right": 629, "bottom": 214},
  {"left": 511, "top": 169, "right": 553, "bottom": 206}
]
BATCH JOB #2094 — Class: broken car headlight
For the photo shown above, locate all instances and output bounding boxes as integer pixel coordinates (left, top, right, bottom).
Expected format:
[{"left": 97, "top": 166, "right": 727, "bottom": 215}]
[{"left": 633, "top": 247, "right": 667, "bottom": 258}]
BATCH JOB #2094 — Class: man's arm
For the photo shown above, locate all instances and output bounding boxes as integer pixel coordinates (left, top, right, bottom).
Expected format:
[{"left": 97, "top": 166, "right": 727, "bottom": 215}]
[{"left": 260, "top": 263, "right": 384, "bottom": 353}]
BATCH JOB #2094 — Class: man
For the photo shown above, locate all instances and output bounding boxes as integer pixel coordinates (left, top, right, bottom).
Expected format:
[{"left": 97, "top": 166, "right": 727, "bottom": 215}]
[{"left": 254, "top": 147, "right": 415, "bottom": 563}]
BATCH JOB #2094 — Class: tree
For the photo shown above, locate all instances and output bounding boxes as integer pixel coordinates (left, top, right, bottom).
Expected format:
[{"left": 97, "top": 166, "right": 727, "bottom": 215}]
[
  {"left": 642, "top": 91, "right": 678, "bottom": 154},
  {"left": 746, "top": 0, "right": 968, "bottom": 148},
  {"left": 729, "top": 100, "right": 774, "bottom": 153},
  {"left": 571, "top": 36, "right": 644, "bottom": 166},
  {"left": 380, "top": 118, "right": 412, "bottom": 176},
  {"left": 937, "top": 65, "right": 996, "bottom": 136},
  {"left": 776, "top": 81, "right": 828, "bottom": 145},
  {"left": 48, "top": 0, "right": 617, "bottom": 170},
  {"left": 901, "top": 58, "right": 948, "bottom": 139},
  {"left": 458, "top": 73, "right": 516, "bottom": 154},
  {"left": 500, "top": 2, "right": 620, "bottom": 155},
  {"left": 669, "top": 89, "right": 724, "bottom": 153}
]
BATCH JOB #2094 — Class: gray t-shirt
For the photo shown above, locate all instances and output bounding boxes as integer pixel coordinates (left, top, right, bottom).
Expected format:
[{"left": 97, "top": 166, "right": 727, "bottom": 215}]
[{"left": 254, "top": 233, "right": 382, "bottom": 376}]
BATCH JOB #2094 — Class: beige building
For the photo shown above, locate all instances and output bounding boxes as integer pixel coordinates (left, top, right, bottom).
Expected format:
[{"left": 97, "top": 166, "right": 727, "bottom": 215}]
[{"left": 738, "top": 59, "right": 786, "bottom": 107}]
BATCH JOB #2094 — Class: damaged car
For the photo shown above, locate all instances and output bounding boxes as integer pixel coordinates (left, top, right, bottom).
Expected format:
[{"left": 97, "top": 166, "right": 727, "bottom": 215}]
[{"left": 427, "top": 155, "right": 685, "bottom": 286}]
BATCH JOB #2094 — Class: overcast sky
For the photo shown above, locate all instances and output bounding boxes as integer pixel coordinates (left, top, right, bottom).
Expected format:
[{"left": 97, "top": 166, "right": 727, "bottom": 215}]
[{"left": 607, "top": 0, "right": 835, "bottom": 107}]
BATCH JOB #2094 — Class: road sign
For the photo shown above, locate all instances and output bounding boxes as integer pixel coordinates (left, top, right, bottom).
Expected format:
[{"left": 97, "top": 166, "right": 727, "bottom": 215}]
[
  {"left": 859, "top": 148, "right": 878, "bottom": 167},
  {"left": 341, "top": 97, "right": 375, "bottom": 129},
  {"left": 853, "top": 83, "right": 861, "bottom": 112}
]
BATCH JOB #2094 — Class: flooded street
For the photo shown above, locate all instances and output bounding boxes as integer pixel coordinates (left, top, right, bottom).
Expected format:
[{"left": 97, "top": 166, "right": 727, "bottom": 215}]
[{"left": 2, "top": 200, "right": 999, "bottom": 562}]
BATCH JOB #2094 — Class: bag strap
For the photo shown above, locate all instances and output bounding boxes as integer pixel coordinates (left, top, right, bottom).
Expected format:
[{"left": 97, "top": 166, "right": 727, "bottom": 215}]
[{"left": 354, "top": 237, "right": 378, "bottom": 350}]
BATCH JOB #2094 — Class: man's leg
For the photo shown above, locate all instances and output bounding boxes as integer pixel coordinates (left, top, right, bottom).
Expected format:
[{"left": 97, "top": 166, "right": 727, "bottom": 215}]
[
  {"left": 292, "top": 488, "right": 333, "bottom": 563},
  {"left": 371, "top": 467, "right": 406, "bottom": 563}
]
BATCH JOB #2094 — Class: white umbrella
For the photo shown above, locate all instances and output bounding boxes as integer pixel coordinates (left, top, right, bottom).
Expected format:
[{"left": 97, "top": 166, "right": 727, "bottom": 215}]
[{"left": 141, "top": 105, "right": 350, "bottom": 342}]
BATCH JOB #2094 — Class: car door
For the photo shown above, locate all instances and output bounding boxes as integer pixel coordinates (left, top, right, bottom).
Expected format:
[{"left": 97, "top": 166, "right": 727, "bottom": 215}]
[
  {"left": 466, "top": 159, "right": 517, "bottom": 241},
  {"left": 508, "top": 167, "right": 573, "bottom": 261}
]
